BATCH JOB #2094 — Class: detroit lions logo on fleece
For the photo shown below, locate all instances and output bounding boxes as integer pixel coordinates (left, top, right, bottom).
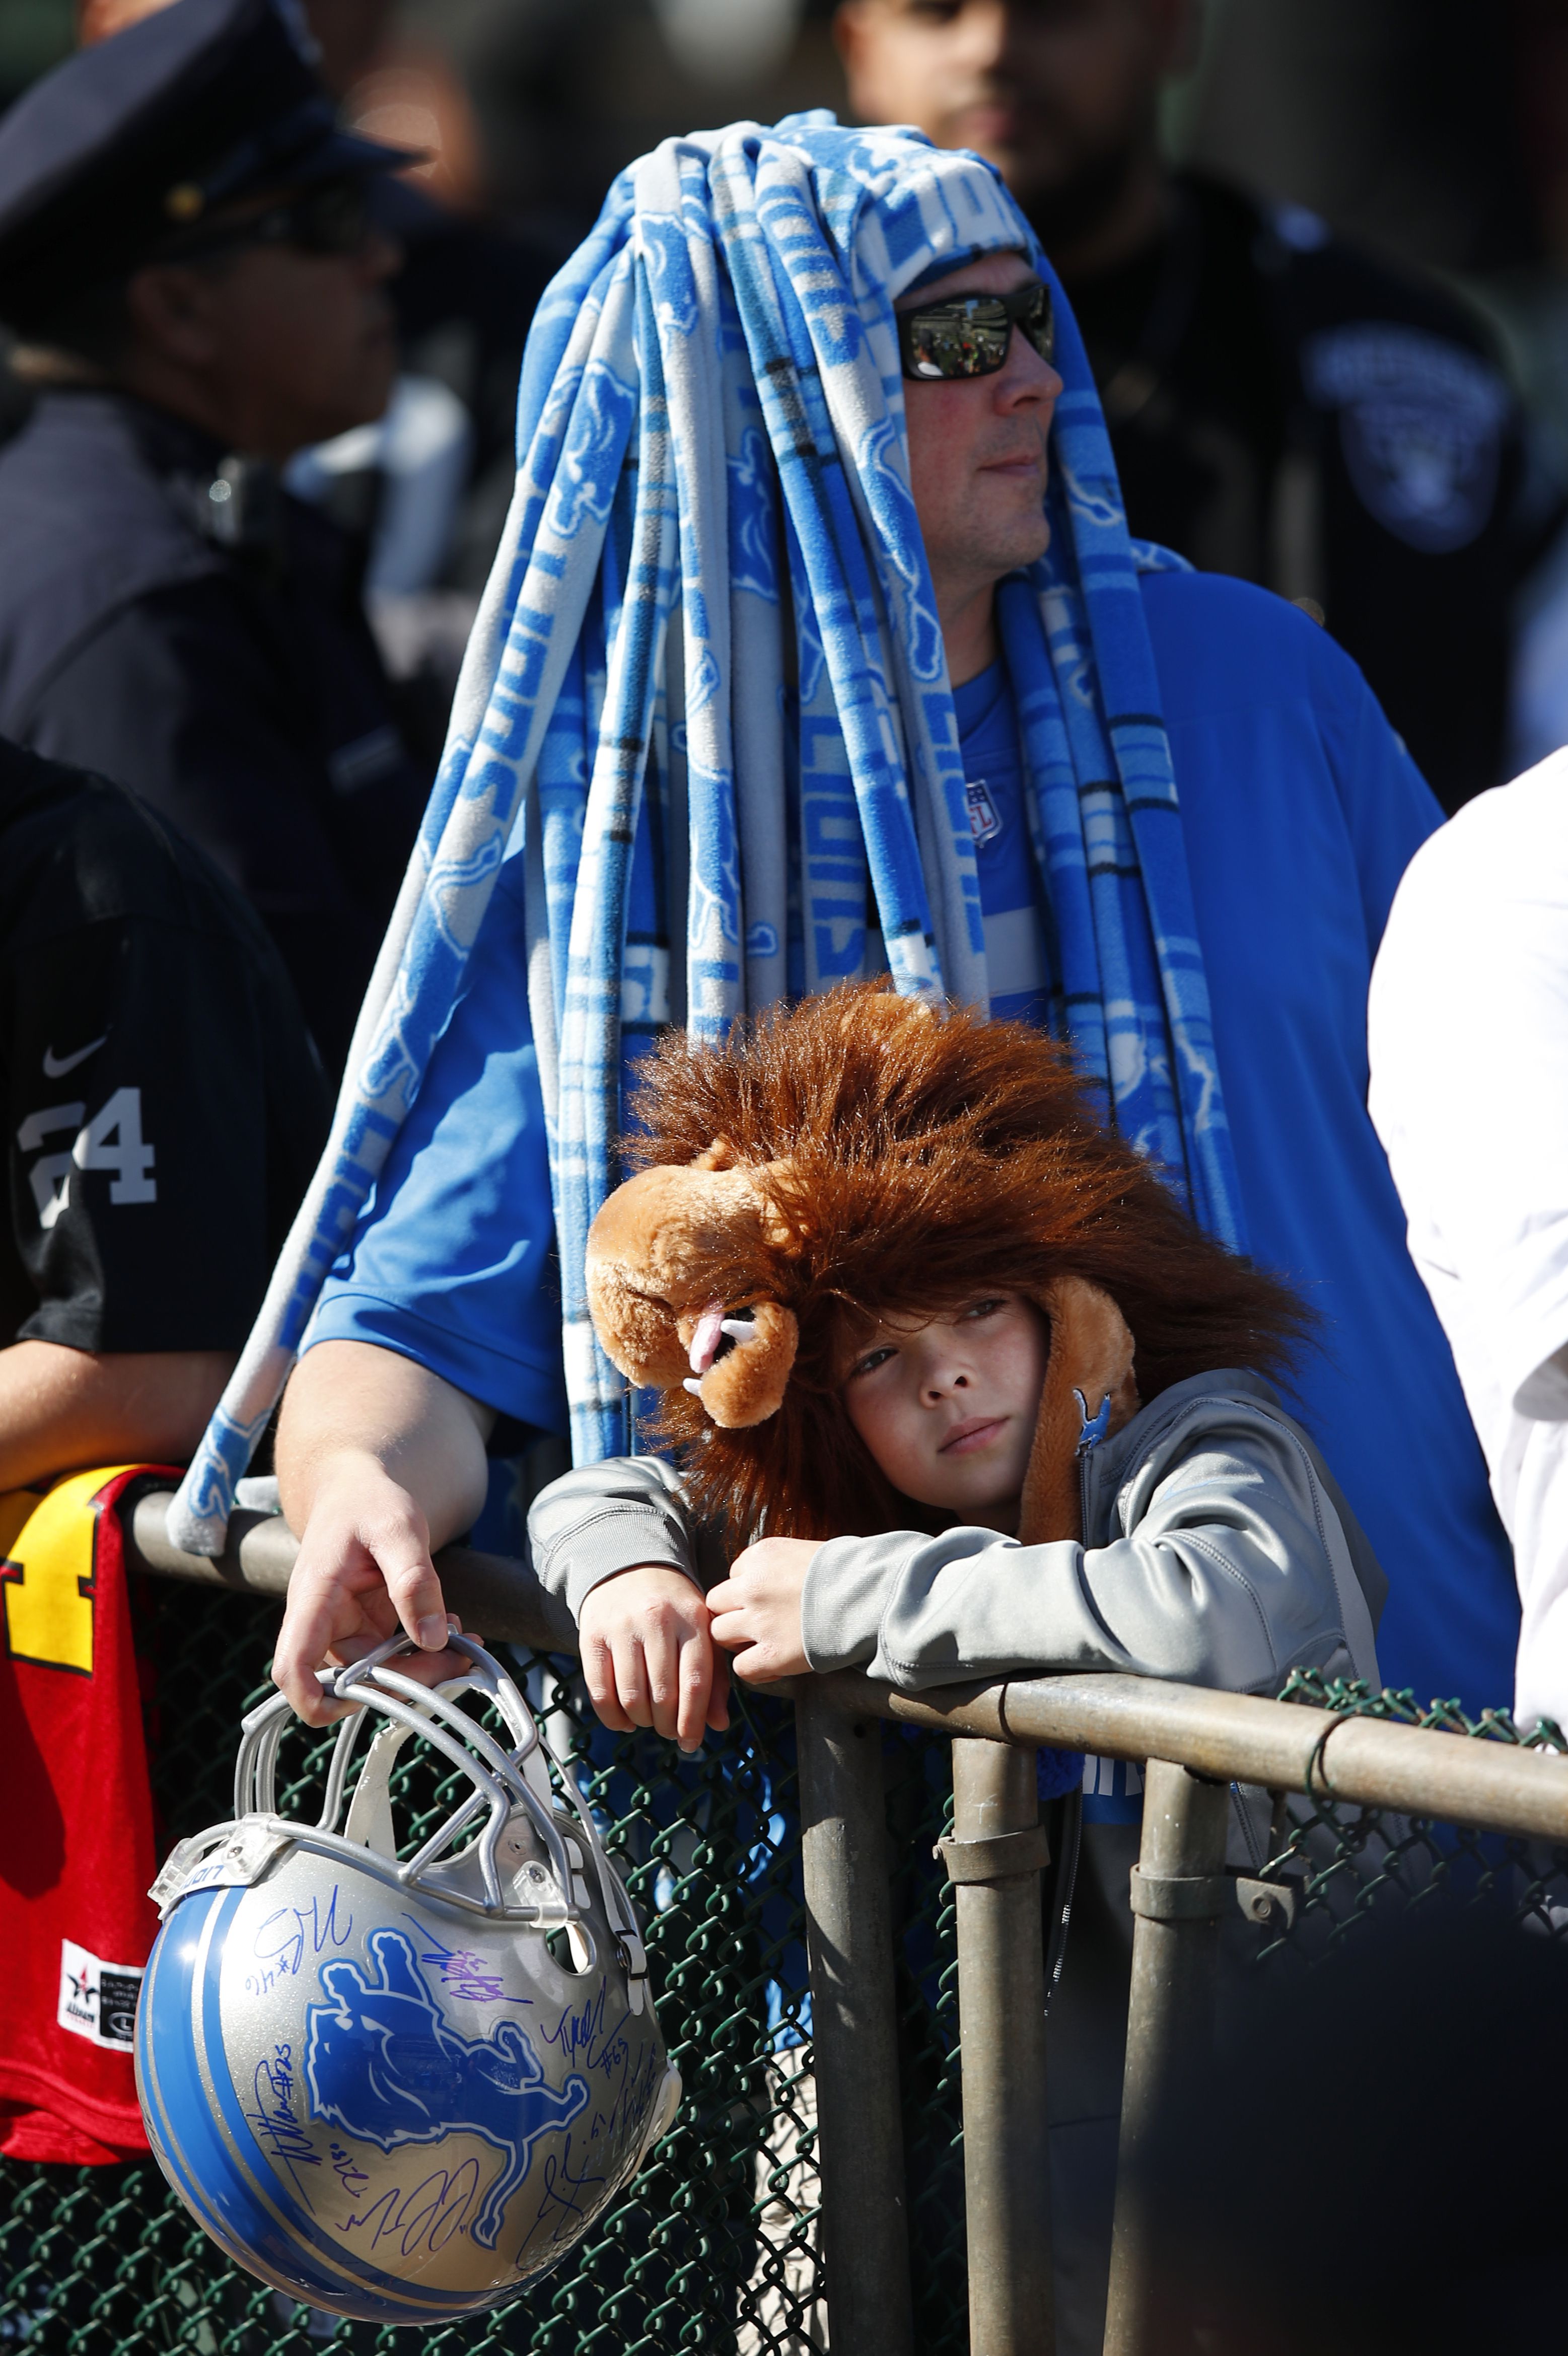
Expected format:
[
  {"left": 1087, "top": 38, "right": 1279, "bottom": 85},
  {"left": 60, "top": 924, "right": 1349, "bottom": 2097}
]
[
  {"left": 728, "top": 425, "right": 782, "bottom": 601},
  {"left": 303, "top": 1929, "right": 588, "bottom": 2251},
  {"left": 546, "top": 361, "right": 638, "bottom": 542}
]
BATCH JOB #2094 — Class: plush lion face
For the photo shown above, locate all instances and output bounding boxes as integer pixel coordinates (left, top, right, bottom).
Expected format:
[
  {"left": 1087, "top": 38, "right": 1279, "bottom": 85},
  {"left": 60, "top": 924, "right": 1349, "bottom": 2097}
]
[{"left": 586, "top": 1150, "right": 800, "bottom": 1427}]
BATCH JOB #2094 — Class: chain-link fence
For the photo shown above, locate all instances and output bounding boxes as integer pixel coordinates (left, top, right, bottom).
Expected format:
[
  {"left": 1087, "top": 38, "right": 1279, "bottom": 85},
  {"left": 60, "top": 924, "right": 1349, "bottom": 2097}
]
[
  {"left": 0, "top": 1579, "right": 969, "bottom": 2356},
  {"left": 4, "top": 1583, "right": 1568, "bottom": 2356},
  {"left": 1252, "top": 1667, "right": 1568, "bottom": 1964}
]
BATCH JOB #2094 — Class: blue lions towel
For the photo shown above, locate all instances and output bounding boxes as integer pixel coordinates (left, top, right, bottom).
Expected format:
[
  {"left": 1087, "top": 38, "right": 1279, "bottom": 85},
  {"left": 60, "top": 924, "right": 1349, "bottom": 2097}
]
[{"left": 172, "top": 114, "right": 1244, "bottom": 1548}]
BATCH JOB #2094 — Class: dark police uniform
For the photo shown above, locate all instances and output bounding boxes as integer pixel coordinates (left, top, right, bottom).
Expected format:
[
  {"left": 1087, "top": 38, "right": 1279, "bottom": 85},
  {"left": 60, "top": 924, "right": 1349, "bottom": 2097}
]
[
  {"left": 0, "top": 391, "right": 429, "bottom": 1078},
  {"left": 1065, "top": 172, "right": 1561, "bottom": 815},
  {"left": 1, "top": 736, "right": 330, "bottom": 1358},
  {"left": 0, "top": 0, "right": 431, "bottom": 1075}
]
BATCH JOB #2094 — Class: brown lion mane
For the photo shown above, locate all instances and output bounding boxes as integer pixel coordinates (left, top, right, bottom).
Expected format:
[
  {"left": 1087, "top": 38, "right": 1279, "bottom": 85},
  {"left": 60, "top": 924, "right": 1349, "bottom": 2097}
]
[{"left": 620, "top": 982, "right": 1310, "bottom": 1547}]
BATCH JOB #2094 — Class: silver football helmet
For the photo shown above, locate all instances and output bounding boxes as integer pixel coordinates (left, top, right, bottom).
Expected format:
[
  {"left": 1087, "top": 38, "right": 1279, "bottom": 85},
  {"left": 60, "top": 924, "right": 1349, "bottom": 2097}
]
[{"left": 135, "top": 1633, "right": 679, "bottom": 2323}]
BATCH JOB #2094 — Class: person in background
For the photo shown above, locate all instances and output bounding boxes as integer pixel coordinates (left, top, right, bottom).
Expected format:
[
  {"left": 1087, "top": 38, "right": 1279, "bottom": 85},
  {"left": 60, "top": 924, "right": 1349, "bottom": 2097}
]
[
  {"left": 0, "top": 0, "right": 430, "bottom": 1076},
  {"left": 1369, "top": 752, "right": 1568, "bottom": 1736},
  {"left": 0, "top": 734, "right": 330, "bottom": 1492},
  {"left": 77, "top": 0, "right": 559, "bottom": 654},
  {"left": 834, "top": 0, "right": 1560, "bottom": 815},
  {"left": 0, "top": 726, "right": 330, "bottom": 2170}
]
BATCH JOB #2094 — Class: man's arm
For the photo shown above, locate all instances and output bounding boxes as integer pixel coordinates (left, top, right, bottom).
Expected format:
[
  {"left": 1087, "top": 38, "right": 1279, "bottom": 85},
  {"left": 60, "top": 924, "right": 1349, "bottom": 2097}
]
[
  {"left": 277, "top": 1360, "right": 732, "bottom": 1744},
  {"left": 273, "top": 1339, "right": 494, "bottom": 1725},
  {"left": 0, "top": 1339, "right": 233, "bottom": 1491}
]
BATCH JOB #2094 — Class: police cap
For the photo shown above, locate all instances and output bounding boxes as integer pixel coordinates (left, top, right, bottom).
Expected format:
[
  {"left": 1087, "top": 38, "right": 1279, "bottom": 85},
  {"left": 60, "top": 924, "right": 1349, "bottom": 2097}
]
[{"left": 0, "top": 0, "right": 416, "bottom": 334}]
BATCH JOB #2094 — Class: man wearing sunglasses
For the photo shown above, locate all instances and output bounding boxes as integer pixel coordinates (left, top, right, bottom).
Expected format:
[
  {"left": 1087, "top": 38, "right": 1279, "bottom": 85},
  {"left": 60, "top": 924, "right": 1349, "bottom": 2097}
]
[
  {"left": 263, "top": 128, "right": 1521, "bottom": 2349},
  {"left": 0, "top": 0, "right": 430, "bottom": 1078},
  {"left": 896, "top": 259, "right": 1061, "bottom": 697}
]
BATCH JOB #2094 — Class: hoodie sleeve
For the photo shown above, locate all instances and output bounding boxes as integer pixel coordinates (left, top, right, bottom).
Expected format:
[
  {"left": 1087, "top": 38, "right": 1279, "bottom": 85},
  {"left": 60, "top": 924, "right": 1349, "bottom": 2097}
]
[
  {"left": 801, "top": 1395, "right": 1371, "bottom": 1695},
  {"left": 528, "top": 1455, "right": 708, "bottom": 1624}
]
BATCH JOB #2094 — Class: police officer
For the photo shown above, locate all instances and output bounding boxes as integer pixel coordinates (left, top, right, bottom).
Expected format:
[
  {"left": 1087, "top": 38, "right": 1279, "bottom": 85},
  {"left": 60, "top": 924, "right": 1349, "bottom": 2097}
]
[
  {"left": 76, "top": 0, "right": 559, "bottom": 600},
  {"left": 0, "top": 0, "right": 432, "bottom": 1074},
  {"left": 835, "top": 0, "right": 1561, "bottom": 814}
]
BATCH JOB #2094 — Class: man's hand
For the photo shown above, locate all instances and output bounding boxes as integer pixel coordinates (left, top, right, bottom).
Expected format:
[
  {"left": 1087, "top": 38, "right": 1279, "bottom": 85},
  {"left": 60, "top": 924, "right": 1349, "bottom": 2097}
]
[
  {"left": 273, "top": 1340, "right": 494, "bottom": 1727},
  {"left": 707, "top": 1536, "right": 820, "bottom": 1685},
  {"left": 270, "top": 1450, "right": 469, "bottom": 1725},
  {"left": 578, "top": 1565, "right": 730, "bottom": 1753}
]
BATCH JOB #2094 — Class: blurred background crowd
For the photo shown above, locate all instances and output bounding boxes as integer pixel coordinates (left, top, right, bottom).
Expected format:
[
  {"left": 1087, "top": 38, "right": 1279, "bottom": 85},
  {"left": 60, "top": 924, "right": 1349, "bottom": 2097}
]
[{"left": 6, "top": 0, "right": 1568, "bottom": 803}]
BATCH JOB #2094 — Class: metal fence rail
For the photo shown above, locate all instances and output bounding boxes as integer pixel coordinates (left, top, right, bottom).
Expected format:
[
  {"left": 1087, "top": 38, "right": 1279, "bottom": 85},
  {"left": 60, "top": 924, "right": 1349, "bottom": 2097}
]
[{"left": 3, "top": 1496, "right": 1565, "bottom": 2356}]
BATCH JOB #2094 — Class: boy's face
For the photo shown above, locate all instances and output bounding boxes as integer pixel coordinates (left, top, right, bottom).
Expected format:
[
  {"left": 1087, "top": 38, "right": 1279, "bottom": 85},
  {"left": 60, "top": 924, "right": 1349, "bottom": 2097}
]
[{"left": 838, "top": 1290, "right": 1049, "bottom": 1529}]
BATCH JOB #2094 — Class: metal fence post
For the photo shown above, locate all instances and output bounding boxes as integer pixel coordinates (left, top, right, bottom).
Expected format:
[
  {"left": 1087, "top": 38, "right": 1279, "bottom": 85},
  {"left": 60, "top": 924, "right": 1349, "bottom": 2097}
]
[
  {"left": 1102, "top": 1758, "right": 1233, "bottom": 2356},
  {"left": 945, "top": 1735, "right": 1054, "bottom": 2356},
  {"left": 796, "top": 1683, "right": 914, "bottom": 2356}
]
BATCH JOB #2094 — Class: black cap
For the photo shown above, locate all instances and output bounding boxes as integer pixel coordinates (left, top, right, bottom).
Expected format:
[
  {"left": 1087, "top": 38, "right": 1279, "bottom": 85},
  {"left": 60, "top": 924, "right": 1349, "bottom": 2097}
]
[{"left": 0, "top": 0, "right": 418, "bottom": 333}]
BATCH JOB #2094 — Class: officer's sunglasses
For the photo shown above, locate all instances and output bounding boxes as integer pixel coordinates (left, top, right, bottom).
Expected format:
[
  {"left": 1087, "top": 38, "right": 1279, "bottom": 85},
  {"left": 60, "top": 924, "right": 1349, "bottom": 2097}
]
[
  {"left": 898, "top": 281, "right": 1055, "bottom": 381},
  {"left": 162, "top": 179, "right": 375, "bottom": 265}
]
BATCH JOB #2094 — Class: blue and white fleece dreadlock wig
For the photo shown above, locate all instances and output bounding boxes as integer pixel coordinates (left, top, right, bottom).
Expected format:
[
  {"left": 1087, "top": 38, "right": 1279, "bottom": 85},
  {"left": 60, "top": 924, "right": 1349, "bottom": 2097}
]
[{"left": 171, "top": 111, "right": 1246, "bottom": 1554}]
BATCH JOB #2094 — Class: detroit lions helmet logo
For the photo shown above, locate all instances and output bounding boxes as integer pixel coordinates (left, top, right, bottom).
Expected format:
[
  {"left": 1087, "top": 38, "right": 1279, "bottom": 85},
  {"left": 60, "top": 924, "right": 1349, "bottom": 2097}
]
[{"left": 303, "top": 1928, "right": 589, "bottom": 2250}]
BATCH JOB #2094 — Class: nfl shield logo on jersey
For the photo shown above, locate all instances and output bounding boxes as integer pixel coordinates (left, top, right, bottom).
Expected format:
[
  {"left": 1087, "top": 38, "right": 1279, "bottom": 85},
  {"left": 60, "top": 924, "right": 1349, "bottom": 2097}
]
[{"left": 966, "top": 777, "right": 1002, "bottom": 848}]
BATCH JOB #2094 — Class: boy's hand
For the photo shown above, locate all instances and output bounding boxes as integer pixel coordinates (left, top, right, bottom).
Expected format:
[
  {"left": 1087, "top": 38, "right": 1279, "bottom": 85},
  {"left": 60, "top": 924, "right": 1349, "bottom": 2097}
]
[
  {"left": 577, "top": 1564, "right": 729, "bottom": 1752},
  {"left": 708, "top": 1537, "right": 820, "bottom": 1684}
]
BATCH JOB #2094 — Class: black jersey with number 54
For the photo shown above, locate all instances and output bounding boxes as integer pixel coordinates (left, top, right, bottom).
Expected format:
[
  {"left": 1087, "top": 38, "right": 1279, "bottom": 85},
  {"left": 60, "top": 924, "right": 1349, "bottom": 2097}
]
[{"left": 1, "top": 739, "right": 330, "bottom": 1356}]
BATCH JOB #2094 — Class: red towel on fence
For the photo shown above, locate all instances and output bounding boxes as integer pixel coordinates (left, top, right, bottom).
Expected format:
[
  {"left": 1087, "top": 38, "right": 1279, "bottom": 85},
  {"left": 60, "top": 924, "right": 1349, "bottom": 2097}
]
[{"left": 0, "top": 1467, "right": 169, "bottom": 2163}]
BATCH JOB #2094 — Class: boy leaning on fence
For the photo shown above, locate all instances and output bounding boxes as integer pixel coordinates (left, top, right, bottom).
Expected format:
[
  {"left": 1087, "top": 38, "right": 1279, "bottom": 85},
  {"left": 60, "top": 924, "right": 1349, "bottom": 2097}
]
[
  {"left": 531, "top": 984, "right": 1384, "bottom": 1725},
  {"left": 527, "top": 981, "right": 1385, "bottom": 2349}
]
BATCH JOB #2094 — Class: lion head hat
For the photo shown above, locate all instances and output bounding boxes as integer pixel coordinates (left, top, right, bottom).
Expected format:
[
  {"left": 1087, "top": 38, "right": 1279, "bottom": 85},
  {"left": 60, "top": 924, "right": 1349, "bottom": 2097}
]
[{"left": 586, "top": 984, "right": 1306, "bottom": 1549}]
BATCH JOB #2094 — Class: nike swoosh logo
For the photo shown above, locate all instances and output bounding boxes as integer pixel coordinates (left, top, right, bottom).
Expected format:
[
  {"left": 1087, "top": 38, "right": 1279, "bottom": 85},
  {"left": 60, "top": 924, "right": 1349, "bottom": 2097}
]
[{"left": 42, "top": 1034, "right": 108, "bottom": 1079}]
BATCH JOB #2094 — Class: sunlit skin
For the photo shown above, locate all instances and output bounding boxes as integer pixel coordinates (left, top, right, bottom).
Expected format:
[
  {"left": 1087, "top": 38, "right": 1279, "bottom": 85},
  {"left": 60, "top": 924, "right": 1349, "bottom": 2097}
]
[
  {"left": 896, "top": 250, "right": 1063, "bottom": 683},
  {"left": 707, "top": 1294, "right": 1049, "bottom": 1683},
  {"left": 834, "top": 0, "right": 1194, "bottom": 278},
  {"left": 840, "top": 1291, "right": 1049, "bottom": 1523}
]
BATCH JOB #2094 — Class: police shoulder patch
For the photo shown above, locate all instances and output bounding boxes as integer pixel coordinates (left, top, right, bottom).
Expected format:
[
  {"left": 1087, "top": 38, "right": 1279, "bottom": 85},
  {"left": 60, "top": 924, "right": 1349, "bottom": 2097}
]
[{"left": 1303, "top": 322, "right": 1510, "bottom": 555}]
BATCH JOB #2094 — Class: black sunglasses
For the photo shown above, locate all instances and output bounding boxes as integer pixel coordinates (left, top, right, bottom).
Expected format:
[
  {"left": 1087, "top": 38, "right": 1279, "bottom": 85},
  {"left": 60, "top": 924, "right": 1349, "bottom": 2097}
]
[
  {"left": 898, "top": 281, "right": 1055, "bottom": 381},
  {"left": 161, "top": 179, "right": 376, "bottom": 265}
]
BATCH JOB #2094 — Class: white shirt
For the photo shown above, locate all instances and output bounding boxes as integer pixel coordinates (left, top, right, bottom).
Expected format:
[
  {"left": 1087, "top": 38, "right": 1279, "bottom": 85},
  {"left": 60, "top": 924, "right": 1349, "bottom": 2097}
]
[{"left": 1369, "top": 754, "right": 1568, "bottom": 1729}]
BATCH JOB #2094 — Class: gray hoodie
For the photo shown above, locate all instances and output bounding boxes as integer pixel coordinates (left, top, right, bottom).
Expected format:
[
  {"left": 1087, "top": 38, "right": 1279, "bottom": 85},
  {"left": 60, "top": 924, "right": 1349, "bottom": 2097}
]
[{"left": 526, "top": 1369, "right": 1385, "bottom": 1694}]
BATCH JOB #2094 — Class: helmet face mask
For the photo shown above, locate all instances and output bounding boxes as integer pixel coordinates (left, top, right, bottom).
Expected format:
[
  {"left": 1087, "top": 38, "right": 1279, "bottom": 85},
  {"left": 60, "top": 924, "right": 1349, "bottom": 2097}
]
[{"left": 135, "top": 1635, "right": 678, "bottom": 2322}]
